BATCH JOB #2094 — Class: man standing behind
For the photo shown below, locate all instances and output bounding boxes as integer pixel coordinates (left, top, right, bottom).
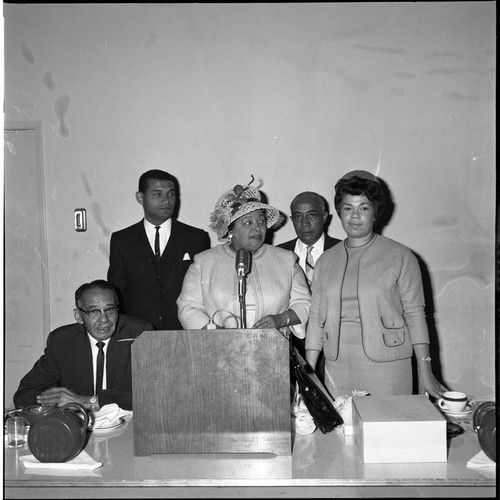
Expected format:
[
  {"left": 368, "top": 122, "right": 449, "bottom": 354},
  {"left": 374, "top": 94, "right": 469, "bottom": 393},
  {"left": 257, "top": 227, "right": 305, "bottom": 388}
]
[
  {"left": 278, "top": 191, "right": 340, "bottom": 288},
  {"left": 108, "top": 170, "right": 210, "bottom": 330},
  {"left": 279, "top": 191, "right": 340, "bottom": 378}
]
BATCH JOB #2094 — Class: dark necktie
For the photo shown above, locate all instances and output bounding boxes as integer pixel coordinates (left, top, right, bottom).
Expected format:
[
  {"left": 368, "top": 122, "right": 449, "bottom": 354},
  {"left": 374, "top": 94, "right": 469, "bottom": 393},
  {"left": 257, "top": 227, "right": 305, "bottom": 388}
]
[
  {"left": 96, "top": 341, "right": 105, "bottom": 393},
  {"left": 306, "top": 245, "right": 315, "bottom": 287},
  {"left": 154, "top": 226, "right": 161, "bottom": 261}
]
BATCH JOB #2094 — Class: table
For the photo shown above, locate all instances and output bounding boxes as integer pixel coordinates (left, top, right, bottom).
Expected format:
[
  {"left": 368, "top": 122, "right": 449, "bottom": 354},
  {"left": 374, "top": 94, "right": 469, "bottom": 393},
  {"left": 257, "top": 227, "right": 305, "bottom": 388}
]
[{"left": 4, "top": 416, "right": 496, "bottom": 498}]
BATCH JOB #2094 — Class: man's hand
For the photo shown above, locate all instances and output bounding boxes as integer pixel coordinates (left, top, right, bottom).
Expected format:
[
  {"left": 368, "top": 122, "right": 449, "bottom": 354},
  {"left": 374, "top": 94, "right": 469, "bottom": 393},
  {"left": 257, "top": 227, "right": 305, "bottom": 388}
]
[{"left": 36, "top": 387, "right": 89, "bottom": 408}]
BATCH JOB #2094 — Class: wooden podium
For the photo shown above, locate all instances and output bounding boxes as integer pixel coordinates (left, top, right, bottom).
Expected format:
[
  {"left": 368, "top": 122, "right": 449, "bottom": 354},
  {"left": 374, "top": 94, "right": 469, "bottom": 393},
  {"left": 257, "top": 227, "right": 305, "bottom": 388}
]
[{"left": 131, "top": 329, "right": 292, "bottom": 456}]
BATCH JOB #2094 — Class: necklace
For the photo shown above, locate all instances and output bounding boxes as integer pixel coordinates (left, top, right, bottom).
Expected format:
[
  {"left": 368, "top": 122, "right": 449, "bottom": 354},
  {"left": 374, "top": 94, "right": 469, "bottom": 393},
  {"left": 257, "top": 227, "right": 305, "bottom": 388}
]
[{"left": 346, "top": 233, "right": 377, "bottom": 249}]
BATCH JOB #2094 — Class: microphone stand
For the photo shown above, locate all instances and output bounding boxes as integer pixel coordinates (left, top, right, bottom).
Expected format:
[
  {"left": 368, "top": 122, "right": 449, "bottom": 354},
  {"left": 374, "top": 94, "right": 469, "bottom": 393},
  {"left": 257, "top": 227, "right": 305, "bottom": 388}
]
[{"left": 238, "top": 271, "right": 247, "bottom": 329}]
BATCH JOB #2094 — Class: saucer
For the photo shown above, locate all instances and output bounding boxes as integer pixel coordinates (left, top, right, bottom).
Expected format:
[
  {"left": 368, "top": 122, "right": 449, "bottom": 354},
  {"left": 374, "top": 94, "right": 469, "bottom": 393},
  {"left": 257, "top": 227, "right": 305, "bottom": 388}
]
[
  {"left": 91, "top": 417, "right": 126, "bottom": 433},
  {"left": 441, "top": 404, "right": 472, "bottom": 418},
  {"left": 446, "top": 422, "right": 465, "bottom": 438}
]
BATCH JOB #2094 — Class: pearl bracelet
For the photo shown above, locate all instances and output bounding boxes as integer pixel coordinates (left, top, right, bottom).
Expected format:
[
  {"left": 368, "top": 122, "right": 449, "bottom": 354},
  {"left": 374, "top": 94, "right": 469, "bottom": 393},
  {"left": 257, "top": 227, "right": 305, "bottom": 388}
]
[{"left": 419, "top": 356, "right": 432, "bottom": 362}]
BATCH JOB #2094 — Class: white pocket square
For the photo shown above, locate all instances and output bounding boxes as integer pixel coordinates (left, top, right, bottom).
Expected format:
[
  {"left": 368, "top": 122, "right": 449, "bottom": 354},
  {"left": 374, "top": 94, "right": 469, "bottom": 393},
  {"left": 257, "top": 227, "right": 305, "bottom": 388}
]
[{"left": 182, "top": 252, "right": 191, "bottom": 261}]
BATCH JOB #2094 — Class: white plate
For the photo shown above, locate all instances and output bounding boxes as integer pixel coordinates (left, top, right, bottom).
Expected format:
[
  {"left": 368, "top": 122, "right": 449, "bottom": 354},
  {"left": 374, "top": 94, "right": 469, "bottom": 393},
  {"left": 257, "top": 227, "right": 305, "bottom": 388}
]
[
  {"left": 440, "top": 404, "right": 472, "bottom": 418},
  {"left": 92, "top": 417, "right": 126, "bottom": 432}
]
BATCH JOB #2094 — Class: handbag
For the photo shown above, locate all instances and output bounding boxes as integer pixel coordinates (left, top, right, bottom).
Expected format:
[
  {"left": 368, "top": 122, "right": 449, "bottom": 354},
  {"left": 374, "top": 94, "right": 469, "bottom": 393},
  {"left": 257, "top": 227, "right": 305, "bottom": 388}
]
[{"left": 290, "top": 346, "right": 343, "bottom": 434}]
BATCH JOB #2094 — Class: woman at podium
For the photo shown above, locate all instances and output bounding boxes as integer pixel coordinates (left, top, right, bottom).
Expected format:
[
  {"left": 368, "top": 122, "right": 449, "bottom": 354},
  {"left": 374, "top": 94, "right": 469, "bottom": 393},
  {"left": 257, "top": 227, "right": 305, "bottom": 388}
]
[{"left": 177, "top": 177, "right": 310, "bottom": 337}]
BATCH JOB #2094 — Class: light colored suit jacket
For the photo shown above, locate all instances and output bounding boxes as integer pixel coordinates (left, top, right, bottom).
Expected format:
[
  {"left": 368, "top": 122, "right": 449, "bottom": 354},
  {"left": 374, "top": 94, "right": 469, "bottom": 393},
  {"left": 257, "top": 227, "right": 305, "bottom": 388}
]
[
  {"left": 177, "top": 243, "right": 311, "bottom": 334},
  {"left": 306, "top": 235, "right": 430, "bottom": 362}
]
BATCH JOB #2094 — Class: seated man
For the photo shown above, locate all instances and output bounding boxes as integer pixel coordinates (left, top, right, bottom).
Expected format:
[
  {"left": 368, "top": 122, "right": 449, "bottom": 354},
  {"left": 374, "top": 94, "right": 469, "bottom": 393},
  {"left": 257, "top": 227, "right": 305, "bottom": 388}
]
[{"left": 13, "top": 280, "right": 152, "bottom": 411}]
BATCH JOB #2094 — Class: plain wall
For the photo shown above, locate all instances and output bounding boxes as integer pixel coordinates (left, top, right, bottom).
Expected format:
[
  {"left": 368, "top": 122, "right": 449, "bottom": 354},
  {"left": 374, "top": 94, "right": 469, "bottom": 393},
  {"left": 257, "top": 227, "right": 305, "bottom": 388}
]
[{"left": 3, "top": 2, "right": 496, "bottom": 405}]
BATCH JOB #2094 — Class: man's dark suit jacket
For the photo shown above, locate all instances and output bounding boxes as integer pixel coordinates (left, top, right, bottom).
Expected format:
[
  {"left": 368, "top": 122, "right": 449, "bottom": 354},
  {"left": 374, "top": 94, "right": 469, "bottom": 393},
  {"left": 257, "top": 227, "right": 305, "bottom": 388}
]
[
  {"left": 107, "top": 218, "right": 210, "bottom": 330},
  {"left": 13, "top": 315, "right": 152, "bottom": 410},
  {"left": 277, "top": 234, "right": 341, "bottom": 253}
]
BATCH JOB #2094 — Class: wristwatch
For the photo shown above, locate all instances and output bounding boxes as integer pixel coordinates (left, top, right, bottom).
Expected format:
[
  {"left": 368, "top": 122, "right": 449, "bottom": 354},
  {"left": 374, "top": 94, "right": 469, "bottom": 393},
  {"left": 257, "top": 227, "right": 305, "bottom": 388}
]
[
  {"left": 284, "top": 310, "right": 290, "bottom": 327},
  {"left": 89, "top": 395, "right": 98, "bottom": 411}
]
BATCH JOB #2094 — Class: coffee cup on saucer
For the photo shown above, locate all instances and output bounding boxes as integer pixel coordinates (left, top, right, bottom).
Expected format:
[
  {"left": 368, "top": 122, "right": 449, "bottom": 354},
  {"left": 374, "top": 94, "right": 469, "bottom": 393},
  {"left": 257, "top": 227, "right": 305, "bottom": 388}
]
[{"left": 438, "top": 391, "right": 468, "bottom": 413}]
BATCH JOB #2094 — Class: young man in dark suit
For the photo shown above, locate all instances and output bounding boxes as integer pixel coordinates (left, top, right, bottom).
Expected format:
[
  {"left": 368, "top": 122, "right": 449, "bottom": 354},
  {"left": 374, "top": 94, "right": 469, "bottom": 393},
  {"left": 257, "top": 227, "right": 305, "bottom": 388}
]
[
  {"left": 107, "top": 170, "right": 210, "bottom": 330},
  {"left": 14, "top": 280, "right": 151, "bottom": 411}
]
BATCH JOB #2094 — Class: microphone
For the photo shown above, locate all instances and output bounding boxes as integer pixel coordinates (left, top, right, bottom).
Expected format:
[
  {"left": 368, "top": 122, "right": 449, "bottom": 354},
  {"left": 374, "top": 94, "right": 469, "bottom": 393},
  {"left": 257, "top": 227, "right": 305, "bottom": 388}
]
[{"left": 236, "top": 249, "right": 251, "bottom": 278}]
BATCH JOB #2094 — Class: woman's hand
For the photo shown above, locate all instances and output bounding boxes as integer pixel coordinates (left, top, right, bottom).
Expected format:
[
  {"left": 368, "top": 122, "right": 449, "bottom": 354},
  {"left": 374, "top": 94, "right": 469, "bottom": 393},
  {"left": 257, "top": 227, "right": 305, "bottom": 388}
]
[
  {"left": 413, "top": 344, "right": 447, "bottom": 399},
  {"left": 417, "top": 367, "right": 448, "bottom": 399},
  {"left": 253, "top": 310, "right": 300, "bottom": 330},
  {"left": 252, "top": 314, "right": 281, "bottom": 329}
]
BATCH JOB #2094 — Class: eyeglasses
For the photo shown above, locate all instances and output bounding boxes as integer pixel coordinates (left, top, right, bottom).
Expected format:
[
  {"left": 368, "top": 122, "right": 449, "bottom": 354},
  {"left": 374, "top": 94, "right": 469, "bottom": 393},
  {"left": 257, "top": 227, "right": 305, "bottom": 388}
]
[
  {"left": 77, "top": 306, "right": 119, "bottom": 320},
  {"left": 291, "top": 213, "right": 320, "bottom": 223}
]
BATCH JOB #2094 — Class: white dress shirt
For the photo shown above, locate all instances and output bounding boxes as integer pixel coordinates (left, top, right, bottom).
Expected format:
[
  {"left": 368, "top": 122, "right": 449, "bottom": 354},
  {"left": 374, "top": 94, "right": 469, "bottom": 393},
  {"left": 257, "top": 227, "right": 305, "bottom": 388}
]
[
  {"left": 294, "top": 233, "right": 325, "bottom": 274},
  {"left": 143, "top": 218, "right": 172, "bottom": 257}
]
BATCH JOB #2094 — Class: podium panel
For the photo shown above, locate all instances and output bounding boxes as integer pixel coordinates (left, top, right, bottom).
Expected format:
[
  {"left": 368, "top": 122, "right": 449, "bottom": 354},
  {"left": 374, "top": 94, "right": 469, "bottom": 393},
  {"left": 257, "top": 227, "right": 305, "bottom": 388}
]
[{"left": 132, "top": 329, "right": 291, "bottom": 456}]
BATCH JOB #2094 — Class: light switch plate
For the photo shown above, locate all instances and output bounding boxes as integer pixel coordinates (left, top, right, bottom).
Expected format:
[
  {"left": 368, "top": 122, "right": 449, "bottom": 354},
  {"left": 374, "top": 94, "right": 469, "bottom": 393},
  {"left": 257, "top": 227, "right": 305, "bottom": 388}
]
[{"left": 74, "top": 208, "right": 87, "bottom": 231}]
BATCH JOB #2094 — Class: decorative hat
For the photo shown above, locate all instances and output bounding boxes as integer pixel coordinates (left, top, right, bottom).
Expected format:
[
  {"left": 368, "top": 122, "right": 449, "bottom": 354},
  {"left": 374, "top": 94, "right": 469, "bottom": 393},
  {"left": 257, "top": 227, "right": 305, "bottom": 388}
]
[
  {"left": 339, "top": 170, "right": 380, "bottom": 184},
  {"left": 209, "top": 175, "right": 280, "bottom": 241}
]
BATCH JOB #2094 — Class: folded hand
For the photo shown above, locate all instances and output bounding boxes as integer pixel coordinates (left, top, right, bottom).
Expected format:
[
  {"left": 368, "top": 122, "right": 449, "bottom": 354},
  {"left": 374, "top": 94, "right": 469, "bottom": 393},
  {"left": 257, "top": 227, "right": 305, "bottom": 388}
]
[{"left": 37, "top": 387, "right": 86, "bottom": 408}]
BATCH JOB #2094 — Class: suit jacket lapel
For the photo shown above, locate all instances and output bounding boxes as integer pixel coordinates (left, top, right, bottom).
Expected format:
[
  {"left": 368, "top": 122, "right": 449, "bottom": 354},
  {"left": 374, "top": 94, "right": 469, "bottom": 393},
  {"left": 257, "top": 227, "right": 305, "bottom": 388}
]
[
  {"left": 75, "top": 326, "right": 95, "bottom": 394},
  {"left": 104, "top": 318, "right": 131, "bottom": 389},
  {"left": 136, "top": 220, "right": 158, "bottom": 268},
  {"left": 106, "top": 334, "right": 120, "bottom": 389},
  {"left": 159, "top": 219, "right": 181, "bottom": 290}
]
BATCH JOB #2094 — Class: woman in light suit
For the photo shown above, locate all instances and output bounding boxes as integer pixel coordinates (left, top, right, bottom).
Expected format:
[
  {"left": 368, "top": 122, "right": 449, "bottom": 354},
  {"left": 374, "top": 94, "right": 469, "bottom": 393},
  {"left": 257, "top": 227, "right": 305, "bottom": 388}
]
[
  {"left": 177, "top": 178, "right": 310, "bottom": 336},
  {"left": 305, "top": 170, "right": 447, "bottom": 398}
]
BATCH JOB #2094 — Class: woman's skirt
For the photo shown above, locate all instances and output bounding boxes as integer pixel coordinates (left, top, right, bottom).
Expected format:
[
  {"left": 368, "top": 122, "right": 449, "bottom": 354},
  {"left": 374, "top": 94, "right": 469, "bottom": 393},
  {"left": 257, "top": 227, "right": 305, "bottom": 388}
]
[{"left": 323, "top": 321, "right": 412, "bottom": 397}]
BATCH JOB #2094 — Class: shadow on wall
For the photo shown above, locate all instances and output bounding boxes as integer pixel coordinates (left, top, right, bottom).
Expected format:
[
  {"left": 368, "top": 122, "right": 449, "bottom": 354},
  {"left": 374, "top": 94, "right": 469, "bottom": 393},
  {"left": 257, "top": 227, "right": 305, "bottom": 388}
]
[
  {"left": 413, "top": 251, "right": 445, "bottom": 392},
  {"left": 259, "top": 190, "right": 287, "bottom": 246},
  {"left": 376, "top": 178, "right": 445, "bottom": 393}
]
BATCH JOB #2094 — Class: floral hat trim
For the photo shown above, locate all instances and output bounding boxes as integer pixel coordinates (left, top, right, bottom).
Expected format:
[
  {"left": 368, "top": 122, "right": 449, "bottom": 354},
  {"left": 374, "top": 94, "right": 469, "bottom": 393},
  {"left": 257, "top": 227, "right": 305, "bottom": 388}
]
[{"left": 209, "top": 175, "right": 280, "bottom": 241}]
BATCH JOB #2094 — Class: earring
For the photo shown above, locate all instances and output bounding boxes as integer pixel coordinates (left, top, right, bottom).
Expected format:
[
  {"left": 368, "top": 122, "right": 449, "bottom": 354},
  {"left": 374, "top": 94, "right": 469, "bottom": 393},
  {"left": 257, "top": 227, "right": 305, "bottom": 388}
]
[{"left": 228, "top": 232, "right": 233, "bottom": 240}]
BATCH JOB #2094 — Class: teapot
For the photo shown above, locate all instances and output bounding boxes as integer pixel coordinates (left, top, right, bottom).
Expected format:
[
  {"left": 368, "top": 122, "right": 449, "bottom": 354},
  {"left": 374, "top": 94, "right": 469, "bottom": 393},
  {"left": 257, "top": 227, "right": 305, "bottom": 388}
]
[
  {"left": 473, "top": 401, "right": 496, "bottom": 463},
  {"left": 21, "top": 402, "right": 89, "bottom": 463}
]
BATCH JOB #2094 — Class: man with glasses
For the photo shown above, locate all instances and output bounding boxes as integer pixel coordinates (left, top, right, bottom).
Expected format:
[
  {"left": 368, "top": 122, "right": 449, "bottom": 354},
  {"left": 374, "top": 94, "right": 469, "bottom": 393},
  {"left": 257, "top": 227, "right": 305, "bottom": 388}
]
[{"left": 13, "top": 280, "right": 152, "bottom": 411}]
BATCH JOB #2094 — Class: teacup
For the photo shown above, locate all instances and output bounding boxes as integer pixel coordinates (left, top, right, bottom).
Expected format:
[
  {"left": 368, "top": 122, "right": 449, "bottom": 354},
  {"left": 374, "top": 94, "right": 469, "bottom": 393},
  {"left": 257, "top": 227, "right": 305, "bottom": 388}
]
[{"left": 438, "top": 391, "right": 468, "bottom": 413}]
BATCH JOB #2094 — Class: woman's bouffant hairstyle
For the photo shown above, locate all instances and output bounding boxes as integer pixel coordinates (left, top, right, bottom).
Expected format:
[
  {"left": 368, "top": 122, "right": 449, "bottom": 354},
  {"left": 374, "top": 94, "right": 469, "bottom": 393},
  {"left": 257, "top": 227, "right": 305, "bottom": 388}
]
[{"left": 334, "top": 174, "right": 386, "bottom": 220}]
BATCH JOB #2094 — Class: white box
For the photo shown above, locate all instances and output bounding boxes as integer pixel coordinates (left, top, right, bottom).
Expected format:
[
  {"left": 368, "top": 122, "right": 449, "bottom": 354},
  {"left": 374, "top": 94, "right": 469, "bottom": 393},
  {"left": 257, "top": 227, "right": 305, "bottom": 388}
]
[{"left": 352, "top": 395, "right": 447, "bottom": 463}]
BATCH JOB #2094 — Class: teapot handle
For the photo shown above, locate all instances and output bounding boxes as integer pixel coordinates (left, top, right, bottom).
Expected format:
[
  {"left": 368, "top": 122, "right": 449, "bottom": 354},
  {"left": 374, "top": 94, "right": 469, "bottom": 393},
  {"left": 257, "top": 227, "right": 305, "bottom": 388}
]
[{"left": 61, "top": 402, "right": 89, "bottom": 429}]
